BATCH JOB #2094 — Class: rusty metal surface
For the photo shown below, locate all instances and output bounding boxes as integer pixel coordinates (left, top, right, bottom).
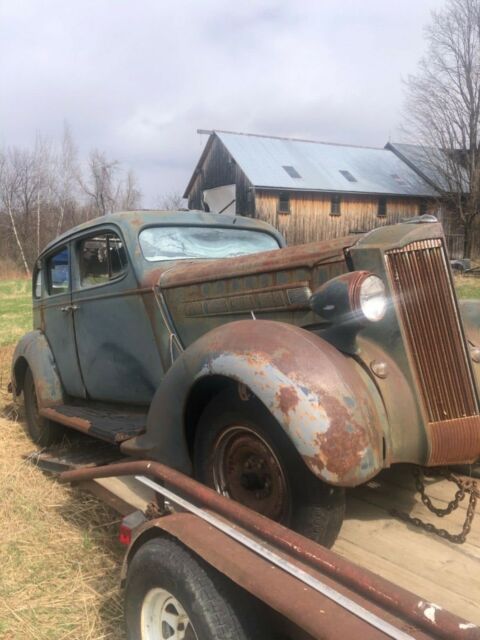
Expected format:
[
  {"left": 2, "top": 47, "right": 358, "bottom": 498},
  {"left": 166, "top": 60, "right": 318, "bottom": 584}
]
[
  {"left": 159, "top": 234, "right": 357, "bottom": 288},
  {"left": 129, "top": 513, "right": 419, "bottom": 640},
  {"left": 59, "top": 460, "right": 480, "bottom": 640},
  {"left": 11, "top": 330, "right": 64, "bottom": 408},
  {"left": 385, "top": 239, "right": 480, "bottom": 466},
  {"left": 123, "top": 319, "right": 387, "bottom": 486}
]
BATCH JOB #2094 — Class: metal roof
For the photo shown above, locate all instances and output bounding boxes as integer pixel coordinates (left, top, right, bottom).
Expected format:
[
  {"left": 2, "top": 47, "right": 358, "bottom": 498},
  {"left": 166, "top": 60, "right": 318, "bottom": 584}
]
[
  {"left": 185, "top": 131, "right": 439, "bottom": 198},
  {"left": 386, "top": 142, "right": 460, "bottom": 192}
]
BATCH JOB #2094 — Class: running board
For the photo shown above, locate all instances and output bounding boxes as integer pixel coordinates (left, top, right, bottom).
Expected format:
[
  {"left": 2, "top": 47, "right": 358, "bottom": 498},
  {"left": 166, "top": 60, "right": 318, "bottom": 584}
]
[{"left": 40, "top": 405, "right": 147, "bottom": 444}]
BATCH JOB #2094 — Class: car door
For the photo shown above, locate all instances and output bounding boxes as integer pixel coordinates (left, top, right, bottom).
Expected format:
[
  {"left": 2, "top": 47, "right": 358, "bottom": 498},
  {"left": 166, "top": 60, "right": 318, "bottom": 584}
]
[
  {"left": 71, "top": 228, "right": 163, "bottom": 405},
  {"left": 43, "top": 244, "right": 86, "bottom": 398}
]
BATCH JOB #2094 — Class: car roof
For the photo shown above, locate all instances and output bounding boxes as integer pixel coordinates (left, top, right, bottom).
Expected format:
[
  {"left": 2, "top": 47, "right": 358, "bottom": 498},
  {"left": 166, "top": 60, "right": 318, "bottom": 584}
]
[{"left": 39, "top": 209, "right": 285, "bottom": 257}]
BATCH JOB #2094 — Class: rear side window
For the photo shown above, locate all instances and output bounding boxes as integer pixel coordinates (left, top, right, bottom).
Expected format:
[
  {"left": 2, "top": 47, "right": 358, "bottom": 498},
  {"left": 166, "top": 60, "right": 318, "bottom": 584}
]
[
  {"left": 79, "top": 233, "right": 127, "bottom": 287},
  {"left": 47, "top": 247, "right": 70, "bottom": 295}
]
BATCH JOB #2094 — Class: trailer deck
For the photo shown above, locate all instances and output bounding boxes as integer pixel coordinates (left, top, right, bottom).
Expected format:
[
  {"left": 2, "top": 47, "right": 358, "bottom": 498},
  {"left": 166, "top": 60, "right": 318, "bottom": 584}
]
[{"left": 29, "top": 446, "right": 480, "bottom": 636}]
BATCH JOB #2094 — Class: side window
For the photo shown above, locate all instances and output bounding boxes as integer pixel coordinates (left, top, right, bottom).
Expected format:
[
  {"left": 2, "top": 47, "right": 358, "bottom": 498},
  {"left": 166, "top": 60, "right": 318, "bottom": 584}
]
[
  {"left": 79, "top": 233, "right": 127, "bottom": 287},
  {"left": 47, "top": 247, "right": 70, "bottom": 295}
]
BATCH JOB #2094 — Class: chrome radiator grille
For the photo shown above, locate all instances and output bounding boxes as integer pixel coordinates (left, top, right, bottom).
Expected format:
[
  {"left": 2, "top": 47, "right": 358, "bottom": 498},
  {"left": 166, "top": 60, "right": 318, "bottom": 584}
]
[{"left": 385, "top": 239, "right": 480, "bottom": 464}]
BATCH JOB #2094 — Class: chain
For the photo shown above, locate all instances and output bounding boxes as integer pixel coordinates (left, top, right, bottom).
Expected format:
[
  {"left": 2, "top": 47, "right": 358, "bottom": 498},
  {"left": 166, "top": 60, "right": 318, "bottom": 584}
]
[{"left": 391, "top": 466, "right": 479, "bottom": 544}]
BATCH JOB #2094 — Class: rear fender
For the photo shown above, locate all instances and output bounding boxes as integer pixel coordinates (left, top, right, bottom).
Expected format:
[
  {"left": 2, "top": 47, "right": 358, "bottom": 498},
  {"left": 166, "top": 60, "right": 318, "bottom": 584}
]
[
  {"left": 123, "top": 320, "right": 388, "bottom": 487},
  {"left": 11, "top": 331, "right": 64, "bottom": 407}
]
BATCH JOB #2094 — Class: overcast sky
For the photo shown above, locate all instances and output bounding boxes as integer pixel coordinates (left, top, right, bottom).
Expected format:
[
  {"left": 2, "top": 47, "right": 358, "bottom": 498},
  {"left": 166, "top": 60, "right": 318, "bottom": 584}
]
[{"left": 0, "top": 0, "right": 440, "bottom": 205}]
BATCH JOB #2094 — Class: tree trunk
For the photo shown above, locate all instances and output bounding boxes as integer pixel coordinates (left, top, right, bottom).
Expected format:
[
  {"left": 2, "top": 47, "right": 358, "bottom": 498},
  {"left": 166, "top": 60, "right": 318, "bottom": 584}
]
[
  {"left": 7, "top": 198, "right": 30, "bottom": 276},
  {"left": 463, "top": 218, "right": 474, "bottom": 259}
]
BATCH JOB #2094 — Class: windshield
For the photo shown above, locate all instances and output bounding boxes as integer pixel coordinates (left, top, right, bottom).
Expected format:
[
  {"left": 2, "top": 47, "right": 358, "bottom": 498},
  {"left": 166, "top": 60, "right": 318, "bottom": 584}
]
[{"left": 139, "top": 226, "right": 280, "bottom": 261}]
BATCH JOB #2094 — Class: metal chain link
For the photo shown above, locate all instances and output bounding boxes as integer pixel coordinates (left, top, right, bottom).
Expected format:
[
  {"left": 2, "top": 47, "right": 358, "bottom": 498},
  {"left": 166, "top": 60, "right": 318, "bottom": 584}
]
[{"left": 391, "top": 466, "right": 479, "bottom": 544}]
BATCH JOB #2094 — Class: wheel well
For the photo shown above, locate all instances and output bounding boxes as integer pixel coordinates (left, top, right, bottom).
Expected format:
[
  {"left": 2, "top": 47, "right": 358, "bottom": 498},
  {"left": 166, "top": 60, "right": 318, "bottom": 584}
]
[
  {"left": 184, "top": 375, "right": 240, "bottom": 456},
  {"left": 13, "top": 357, "right": 28, "bottom": 395}
]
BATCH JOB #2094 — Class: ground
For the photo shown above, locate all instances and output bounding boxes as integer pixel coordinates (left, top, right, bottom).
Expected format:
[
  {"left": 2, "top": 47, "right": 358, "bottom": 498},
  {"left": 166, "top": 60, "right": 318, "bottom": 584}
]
[
  {"left": 0, "top": 275, "right": 479, "bottom": 638},
  {"left": 0, "top": 279, "right": 126, "bottom": 639}
]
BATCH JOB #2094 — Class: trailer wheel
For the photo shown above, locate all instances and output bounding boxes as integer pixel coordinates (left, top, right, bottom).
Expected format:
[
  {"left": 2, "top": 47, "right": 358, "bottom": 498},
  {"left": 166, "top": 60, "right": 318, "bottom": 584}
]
[
  {"left": 24, "top": 368, "right": 64, "bottom": 446},
  {"left": 194, "top": 391, "right": 345, "bottom": 548},
  {"left": 125, "top": 537, "right": 263, "bottom": 640}
]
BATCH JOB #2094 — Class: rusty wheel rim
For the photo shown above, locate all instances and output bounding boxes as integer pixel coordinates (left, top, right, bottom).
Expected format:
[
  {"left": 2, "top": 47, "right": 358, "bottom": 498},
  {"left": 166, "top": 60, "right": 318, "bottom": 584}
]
[{"left": 211, "top": 426, "right": 290, "bottom": 522}]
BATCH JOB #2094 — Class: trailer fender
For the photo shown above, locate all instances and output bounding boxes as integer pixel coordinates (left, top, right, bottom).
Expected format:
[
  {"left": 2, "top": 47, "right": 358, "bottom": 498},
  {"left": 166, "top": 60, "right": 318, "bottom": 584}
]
[
  {"left": 122, "top": 320, "right": 388, "bottom": 487},
  {"left": 11, "top": 330, "right": 64, "bottom": 407}
]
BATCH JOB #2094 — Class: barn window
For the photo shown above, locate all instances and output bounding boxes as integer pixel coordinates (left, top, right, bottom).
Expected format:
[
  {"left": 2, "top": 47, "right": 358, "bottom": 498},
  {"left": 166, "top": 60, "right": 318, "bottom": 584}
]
[
  {"left": 283, "top": 165, "right": 302, "bottom": 179},
  {"left": 330, "top": 194, "right": 341, "bottom": 216},
  {"left": 339, "top": 169, "right": 357, "bottom": 183},
  {"left": 419, "top": 200, "right": 428, "bottom": 215},
  {"left": 278, "top": 192, "right": 290, "bottom": 214},
  {"left": 378, "top": 197, "right": 387, "bottom": 217}
]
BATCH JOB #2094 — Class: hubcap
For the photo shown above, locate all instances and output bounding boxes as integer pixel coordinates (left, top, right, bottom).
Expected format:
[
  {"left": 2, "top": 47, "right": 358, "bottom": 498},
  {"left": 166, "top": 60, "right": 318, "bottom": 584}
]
[
  {"left": 141, "top": 588, "right": 197, "bottom": 640},
  {"left": 211, "top": 426, "right": 290, "bottom": 522}
]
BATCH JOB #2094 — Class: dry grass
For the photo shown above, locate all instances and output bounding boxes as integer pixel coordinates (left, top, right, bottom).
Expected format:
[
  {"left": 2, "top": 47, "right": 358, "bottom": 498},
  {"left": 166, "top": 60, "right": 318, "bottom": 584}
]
[{"left": 0, "top": 348, "right": 126, "bottom": 637}]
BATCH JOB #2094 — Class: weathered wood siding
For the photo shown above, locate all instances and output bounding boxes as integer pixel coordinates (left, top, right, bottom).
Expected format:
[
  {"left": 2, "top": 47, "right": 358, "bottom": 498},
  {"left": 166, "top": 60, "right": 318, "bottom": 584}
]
[
  {"left": 254, "top": 192, "right": 429, "bottom": 246},
  {"left": 187, "top": 137, "right": 255, "bottom": 216}
]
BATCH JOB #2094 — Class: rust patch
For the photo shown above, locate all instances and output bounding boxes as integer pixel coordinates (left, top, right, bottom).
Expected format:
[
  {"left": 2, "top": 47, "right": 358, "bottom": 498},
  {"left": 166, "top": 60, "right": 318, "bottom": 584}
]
[
  {"left": 314, "top": 393, "right": 371, "bottom": 479},
  {"left": 276, "top": 386, "right": 299, "bottom": 416}
]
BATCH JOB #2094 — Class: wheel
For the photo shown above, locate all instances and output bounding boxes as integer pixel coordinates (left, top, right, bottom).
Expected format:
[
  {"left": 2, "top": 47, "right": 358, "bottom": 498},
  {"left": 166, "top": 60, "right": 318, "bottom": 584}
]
[
  {"left": 194, "top": 391, "right": 345, "bottom": 548},
  {"left": 125, "top": 537, "right": 264, "bottom": 640},
  {"left": 23, "top": 368, "right": 64, "bottom": 446}
]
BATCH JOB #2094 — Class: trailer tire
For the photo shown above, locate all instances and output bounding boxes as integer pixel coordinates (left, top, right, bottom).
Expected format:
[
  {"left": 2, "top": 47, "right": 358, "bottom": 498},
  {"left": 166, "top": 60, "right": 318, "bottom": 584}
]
[
  {"left": 194, "top": 391, "right": 345, "bottom": 548},
  {"left": 24, "top": 368, "right": 64, "bottom": 446},
  {"left": 125, "top": 536, "right": 265, "bottom": 640}
]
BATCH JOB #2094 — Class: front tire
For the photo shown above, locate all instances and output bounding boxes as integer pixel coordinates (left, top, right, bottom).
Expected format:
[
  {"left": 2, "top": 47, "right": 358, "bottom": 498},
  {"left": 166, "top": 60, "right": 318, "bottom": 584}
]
[
  {"left": 194, "top": 391, "right": 345, "bottom": 548},
  {"left": 125, "top": 537, "right": 264, "bottom": 640},
  {"left": 23, "top": 368, "right": 64, "bottom": 446}
]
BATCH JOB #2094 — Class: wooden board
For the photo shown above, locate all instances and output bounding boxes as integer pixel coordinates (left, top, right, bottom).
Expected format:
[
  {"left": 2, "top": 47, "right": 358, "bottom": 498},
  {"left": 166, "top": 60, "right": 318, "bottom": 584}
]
[{"left": 333, "top": 465, "right": 480, "bottom": 625}]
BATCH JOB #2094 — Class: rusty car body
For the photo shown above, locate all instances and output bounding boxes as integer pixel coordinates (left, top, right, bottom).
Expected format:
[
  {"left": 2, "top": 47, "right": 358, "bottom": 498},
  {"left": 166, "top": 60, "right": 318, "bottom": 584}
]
[{"left": 11, "top": 209, "right": 480, "bottom": 546}]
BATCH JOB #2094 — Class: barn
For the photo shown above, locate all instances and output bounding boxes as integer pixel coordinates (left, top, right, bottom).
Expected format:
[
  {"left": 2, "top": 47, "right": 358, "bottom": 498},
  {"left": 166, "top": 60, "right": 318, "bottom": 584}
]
[{"left": 184, "top": 130, "right": 465, "bottom": 257}]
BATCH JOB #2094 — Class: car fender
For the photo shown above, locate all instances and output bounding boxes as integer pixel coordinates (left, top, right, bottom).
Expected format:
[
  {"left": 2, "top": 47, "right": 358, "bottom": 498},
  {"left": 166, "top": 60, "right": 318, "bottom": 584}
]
[
  {"left": 11, "top": 330, "right": 64, "bottom": 407},
  {"left": 460, "top": 299, "right": 480, "bottom": 345},
  {"left": 122, "top": 320, "right": 388, "bottom": 487}
]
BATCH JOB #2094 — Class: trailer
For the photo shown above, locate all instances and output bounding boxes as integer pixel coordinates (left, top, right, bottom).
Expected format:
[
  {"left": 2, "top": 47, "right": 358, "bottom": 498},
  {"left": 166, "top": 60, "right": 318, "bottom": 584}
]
[{"left": 30, "top": 444, "right": 480, "bottom": 640}]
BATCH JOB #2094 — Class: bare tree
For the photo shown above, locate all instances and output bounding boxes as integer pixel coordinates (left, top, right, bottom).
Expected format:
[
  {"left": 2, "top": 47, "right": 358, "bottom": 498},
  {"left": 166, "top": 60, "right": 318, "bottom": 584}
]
[
  {"left": 155, "top": 191, "right": 185, "bottom": 211},
  {"left": 119, "top": 169, "right": 142, "bottom": 210},
  {"left": 54, "top": 123, "right": 80, "bottom": 234},
  {"left": 0, "top": 150, "right": 31, "bottom": 275},
  {"left": 405, "top": 0, "right": 480, "bottom": 257},
  {"left": 79, "top": 149, "right": 120, "bottom": 217}
]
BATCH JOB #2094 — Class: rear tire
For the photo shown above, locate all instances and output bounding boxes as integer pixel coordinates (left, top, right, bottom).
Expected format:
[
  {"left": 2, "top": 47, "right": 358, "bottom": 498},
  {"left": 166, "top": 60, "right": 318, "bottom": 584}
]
[
  {"left": 23, "top": 368, "right": 64, "bottom": 446},
  {"left": 194, "top": 391, "right": 345, "bottom": 548},
  {"left": 125, "top": 536, "right": 266, "bottom": 640}
]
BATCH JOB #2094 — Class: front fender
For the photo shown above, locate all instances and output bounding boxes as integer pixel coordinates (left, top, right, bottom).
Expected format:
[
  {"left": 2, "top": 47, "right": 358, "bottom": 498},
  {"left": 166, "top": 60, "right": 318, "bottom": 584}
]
[
  {"left": 460, "top": 299, "right": 480, "bottom": 345},
  {"left": 123, "top": 321, "right": 388, "bottom": 487},
  {"left": 11, "top": 331, "right": 64, "bottom": 408}
]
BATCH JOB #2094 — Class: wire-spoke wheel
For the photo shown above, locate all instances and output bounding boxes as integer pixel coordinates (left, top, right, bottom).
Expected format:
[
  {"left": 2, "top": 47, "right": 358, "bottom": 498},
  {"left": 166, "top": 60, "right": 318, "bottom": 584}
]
[{"left": 141, "top": 588, "right": 197, "bottom": 640}]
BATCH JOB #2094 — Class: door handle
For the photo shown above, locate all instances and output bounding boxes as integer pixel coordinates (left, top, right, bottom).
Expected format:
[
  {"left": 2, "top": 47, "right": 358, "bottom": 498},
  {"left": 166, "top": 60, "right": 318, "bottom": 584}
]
[
  {"left": 61, "top": 305, "right": 79, "bottom": 313},
  {"left": 61, "top": 306, "right": 70, "bottom": 312}
]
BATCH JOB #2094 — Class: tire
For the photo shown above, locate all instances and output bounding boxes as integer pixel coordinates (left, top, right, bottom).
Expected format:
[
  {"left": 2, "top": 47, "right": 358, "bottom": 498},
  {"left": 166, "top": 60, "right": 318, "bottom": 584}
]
[
  {"left": 23, "top": 368, "right": 64, "bottom": 446},
  {"left": 125, "top": 536, "right": 265, "bottom": 640},
  {"left": 194, "top": 391, "right": 345, "bottom": 548}
]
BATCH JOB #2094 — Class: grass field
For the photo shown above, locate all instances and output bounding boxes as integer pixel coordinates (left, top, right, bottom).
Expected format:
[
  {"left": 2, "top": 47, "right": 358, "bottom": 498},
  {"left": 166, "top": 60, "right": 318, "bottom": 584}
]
[
  {"left": 0, "top": 274, "right": 478, "bottom": 638},
  {"left": 0, "top": 281, "right": 125, "bottom": 639}
]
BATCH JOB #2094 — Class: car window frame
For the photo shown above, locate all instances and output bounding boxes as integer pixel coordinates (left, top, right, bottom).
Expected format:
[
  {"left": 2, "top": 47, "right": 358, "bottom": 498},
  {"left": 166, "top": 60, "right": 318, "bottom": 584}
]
[
  {"left": 137, "top": 223, "right": 282, "bottom": 263},
  {"left": 45, "top": 244, "right": 71, "bottom": 297},
  {"left": 32, "top": 262, "right": 43, "bottom": 300},
  {"left": 73, "top": 228, "right": 130, "bottom": 292}
]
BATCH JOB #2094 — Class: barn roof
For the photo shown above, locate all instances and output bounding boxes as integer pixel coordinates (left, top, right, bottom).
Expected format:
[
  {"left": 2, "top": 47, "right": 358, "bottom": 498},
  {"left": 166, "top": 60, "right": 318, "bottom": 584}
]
[{"left": 184, "top": 130, "right": 439, "bottom": 198}]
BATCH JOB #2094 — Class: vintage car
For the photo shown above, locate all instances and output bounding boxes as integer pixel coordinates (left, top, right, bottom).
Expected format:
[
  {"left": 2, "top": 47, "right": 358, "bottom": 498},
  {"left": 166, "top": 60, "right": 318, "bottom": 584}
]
[{"left": 11, "top": 210, "right": 480, "bottom": 547}]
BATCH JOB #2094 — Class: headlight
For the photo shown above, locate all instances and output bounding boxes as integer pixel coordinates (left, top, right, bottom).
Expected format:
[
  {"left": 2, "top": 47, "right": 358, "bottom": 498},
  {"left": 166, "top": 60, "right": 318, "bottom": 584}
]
[
  {"left": 358, "top": 275, "right": 387, "bottom": 322},
  {"left": 310, "top": 271, "right": 387, "bottom": 324}
]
